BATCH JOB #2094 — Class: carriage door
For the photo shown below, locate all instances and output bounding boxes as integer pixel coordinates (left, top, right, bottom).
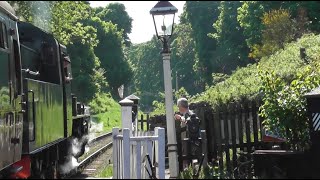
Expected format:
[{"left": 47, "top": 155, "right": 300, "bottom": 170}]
[{"left": 0, "top": 17, "right": 15, "bottom": 170}]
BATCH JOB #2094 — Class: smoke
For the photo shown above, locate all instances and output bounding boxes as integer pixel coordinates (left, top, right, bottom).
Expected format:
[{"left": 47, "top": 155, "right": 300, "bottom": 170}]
[{"left": 31, "top": 1, "right": 52, "bottom": 33}]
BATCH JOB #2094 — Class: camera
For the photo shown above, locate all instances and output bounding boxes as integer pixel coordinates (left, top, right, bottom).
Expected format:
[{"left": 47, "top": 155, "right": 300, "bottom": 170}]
[{"left": 174, "top": 111, "right": 183, "bottom": 116}]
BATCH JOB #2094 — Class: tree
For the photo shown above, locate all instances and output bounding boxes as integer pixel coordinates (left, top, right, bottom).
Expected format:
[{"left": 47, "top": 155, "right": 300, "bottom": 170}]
[
  {"left": 127, "top": 36, "right": 164, "bottom": 111},
  {"left": 209, "top": 1, "right": 250, "bottom": 74},
  {"left": 67, "top": 39, "right": 107, "bottom": 103},
  {"left": 9, "top": 1, "right": 55, "bottom": 31},
  {"left": 250, "top": 9, "right": 296, "bottom": 59},
  {"left": 51, "top": 1, "right": 98, "bottom": 46},
  {"left": 94, "top": 3, "right": 133, "bottom": 46},
  {"left": 237, "top": 1, "right": 320, "bottom": 52},
  {"left": 10, "top": 1, "right": 98, "bottom": 46},
  {"left": 87, "top": 17, "right": 132, "bottom": 99},
  {"left": 183, "top": 1, "right": 221, "bottom": 85},
  {"left": 170, "top": 22, "right": 200, "bottom": 95}
]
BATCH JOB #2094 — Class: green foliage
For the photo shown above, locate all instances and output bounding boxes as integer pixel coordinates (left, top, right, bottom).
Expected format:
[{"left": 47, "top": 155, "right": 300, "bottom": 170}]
[
  {"left": 192, "top": 63, "right": 260, "bottom": 108},
  {"left": 178, "top": 163, "right": 225, "bottom": 179},
  {"left": 87, "top": 17, "right": 133, "bottom": 99},
  {"left": 150, "top": 100, "right": 166, "bottom": 117},
  {"left": 51, "top": 1, "right": 98, "bottom": 46},
  {"left": 237, "top": 1, "right": 267, "bottom": 49},
  {"left": 174, "top": 87, "right": 190, "bottom": 101},
  {"left": 171, "top": 22, "right": 200, "bottom": 95},
  {"left": 127, "top": 36, "right": 164, "bottom": 111},
  {"left": 238, "top": 1, "right": 320, "bottom": 53},
  {"left": 259, "top": 56, "right": 320, "bottom": 150},
  {"left": 149, "top": 91, "right": 178, "bottom": 116},
  {"left": 94, "top": 3, "right": 133, "bottom": 46},
  {"left": 67, "top": 39, "right": 107, "bottom": 103},
  {"left": 184, "top": 1, "right": 221, "bottom": 84},
  {"left": 96, "top": 164, "right": 113, "bottom": 178},
  {"left": 89, "top": 92, "right": 118, "bottom": 114},
  {"left": 193, "top": 34, "right": 320, "bottom": 110},
  {"left": 250, "top": 9, "right": 296, "bottom": 59},
  {"left": 90, "top": 93, "right": 121, "bottom": 132},
  {"left": 209, "top": 1, "right": 250, "bottom": 73},
  {"left": 9, "top": 1, "right": 55, "bottom": 31},
  {"left": 212, "top": 73, "right": 229, "bottom": 86}
]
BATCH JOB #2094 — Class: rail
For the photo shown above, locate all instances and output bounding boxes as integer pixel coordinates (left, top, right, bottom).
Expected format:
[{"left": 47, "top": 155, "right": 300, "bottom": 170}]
[{"left": 64, "top": 130, "right": 120, "bottom": 178}]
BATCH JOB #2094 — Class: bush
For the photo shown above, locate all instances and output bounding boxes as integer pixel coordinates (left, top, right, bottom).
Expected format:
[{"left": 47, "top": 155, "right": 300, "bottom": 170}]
[
  {"left": 89, "top": 92, "right": 119, "bottom": 114},
  {"left": 178, "top": 163, "right": 228, "bottom": 179},
  {"left": 259, "top": 61, "right": 320, "bottom": 150},
  {"left": 192, "top": 33, "right": 320, "bottom": 111}
]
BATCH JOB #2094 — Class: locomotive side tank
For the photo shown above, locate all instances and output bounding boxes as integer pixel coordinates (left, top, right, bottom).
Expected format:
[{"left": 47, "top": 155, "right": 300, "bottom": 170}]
[{"left": 0, "top": 1, "right": 90, "bottom": 178}]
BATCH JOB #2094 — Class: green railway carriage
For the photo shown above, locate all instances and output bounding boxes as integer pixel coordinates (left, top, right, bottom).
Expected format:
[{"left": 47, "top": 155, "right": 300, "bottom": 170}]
[{"left": 0, "top": 1, "right": 90, "bottom": 178}]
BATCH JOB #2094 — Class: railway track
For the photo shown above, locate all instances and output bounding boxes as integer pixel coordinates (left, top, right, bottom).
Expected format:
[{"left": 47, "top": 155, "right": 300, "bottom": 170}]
[{"left": 63, "top": 130, "right": 120, "bottom": 179}]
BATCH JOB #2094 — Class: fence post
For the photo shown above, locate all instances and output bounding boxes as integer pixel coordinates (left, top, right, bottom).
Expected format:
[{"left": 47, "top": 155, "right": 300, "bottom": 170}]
[
  {"left": 252, "top": 100, "right": 259, "bottom": 149},
  {"left": 147, "top": 114, "right": 150, "bottom": 131},
  {"left": 201, "top": 130, "right": 208, "bottom": 168},
  {"left": 230, "top": 103, "right": 238, "bottom": 178},
  {"left": 112, "top": 128, "right": 119, "bottom": 179},
  {"left": 123, "top": 128, "right": 131, "bottom": 178},
  {"left": 136, "top": 141, "right": 142, "bottom": 179},
  {"left": 119, "top": 98, "right": 134, "bottom": 133},
  {"left": 223, "top": 104, "right": 231, "bottom": 173},
  {"left": 141, "top": 114, "right": 144, "bottom": 131},
  {"left": 155, "top": 127, "right": 165, "bottom": 179},
  {"left": 214, "top": 107, "right": 223, "bottom": 174},
  {"left": 125, "top": 94, "right": 140, "bottom": 136}
]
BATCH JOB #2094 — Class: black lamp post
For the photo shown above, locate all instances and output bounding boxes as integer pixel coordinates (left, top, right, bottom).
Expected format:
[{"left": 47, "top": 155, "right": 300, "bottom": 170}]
[
  {"left": 150, "top": 1, "right": 179, "bottom": 178},
  {"left": 150, "top": 1, "right": 177, "bottom": 53}
]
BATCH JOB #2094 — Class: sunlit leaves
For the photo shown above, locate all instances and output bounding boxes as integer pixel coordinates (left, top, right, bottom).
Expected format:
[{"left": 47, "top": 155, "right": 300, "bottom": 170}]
[{"left": 250, "top": 9, "right": 296, "bottom": 59}]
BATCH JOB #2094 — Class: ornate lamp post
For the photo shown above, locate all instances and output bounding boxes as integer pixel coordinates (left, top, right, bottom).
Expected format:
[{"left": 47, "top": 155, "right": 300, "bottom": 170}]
[{"left": 150, "top": 1, "right": 179, "bottom": 178}]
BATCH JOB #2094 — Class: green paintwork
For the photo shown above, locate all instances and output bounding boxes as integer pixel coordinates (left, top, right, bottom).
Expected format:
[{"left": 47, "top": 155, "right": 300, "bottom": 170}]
[
  {"left": 26, "top": 79, "right": 64, "bottom": 152},
  {"left": 65, "top": 84, "right": 72, "bottom": 137}
]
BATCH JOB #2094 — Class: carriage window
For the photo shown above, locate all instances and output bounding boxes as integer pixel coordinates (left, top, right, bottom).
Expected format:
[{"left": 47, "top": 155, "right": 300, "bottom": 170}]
[{"left": 0, "top": 22, "right": 8, "bottom": 49}]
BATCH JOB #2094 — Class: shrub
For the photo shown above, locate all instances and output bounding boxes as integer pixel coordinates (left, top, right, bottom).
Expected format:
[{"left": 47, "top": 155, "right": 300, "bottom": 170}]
[
  {"left": 259, "top": 61, "right": 320, "bottom": 150},
  {"left": 89, "top": 92, "right": 119, "bottom": 114}
]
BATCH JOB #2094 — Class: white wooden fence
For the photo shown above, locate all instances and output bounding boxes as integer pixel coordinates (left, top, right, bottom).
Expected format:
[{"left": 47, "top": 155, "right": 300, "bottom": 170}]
[{"left": 112, "top": 127, "right": 166, "bottom": 179}]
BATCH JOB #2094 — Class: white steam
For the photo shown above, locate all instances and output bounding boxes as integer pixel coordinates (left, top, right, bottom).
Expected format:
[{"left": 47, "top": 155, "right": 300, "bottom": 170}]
[
  {"left": 31, "top": 1, "right": 52, "bottom": 32},
  {"left": 89, "top": 120, "right": 104, "bottom": 134},
  {"left": 58, "top": 120, "right": 104, "bottom": 175},
  {"left": 59, "top": 135, "right": 89, "bottom": 175},
  {"left": 59, "top": 156, "right": 79, "bottom": 175}
]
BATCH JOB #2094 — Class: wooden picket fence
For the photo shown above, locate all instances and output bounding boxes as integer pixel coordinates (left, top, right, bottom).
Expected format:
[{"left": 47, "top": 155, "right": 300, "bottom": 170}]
[
  {"left": 112, "top": 127, "right": 166, "bottom": 179},
  {"left": 189, "top": 99, "right": 270, "bottom": 177},
  {"left": 137, "top": 99, "right": 271, "bottom": 178}
]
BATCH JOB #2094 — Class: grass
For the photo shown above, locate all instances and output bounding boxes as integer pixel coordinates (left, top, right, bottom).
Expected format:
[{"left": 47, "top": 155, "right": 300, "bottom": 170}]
[
  {"left": 96, "top": 164, "right": 113, "bottom": 178},
  {"left": 93, "top": 111, "right": 121, "bottom": 133},
  {"left": 88, "top": 93, "right": 122, "bottom": 133},
  {"left": 91, "top": 103, "right": 150, "bottom": 133}
]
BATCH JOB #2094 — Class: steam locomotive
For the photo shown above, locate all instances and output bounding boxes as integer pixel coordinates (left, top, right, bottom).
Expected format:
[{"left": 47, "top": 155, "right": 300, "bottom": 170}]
[{"left": 0, "top": 2, "right": 90, "bottom": 178}]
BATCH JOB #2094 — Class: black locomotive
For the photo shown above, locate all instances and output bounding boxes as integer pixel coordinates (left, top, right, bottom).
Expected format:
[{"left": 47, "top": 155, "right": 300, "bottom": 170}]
[{"left": 0, "top": 2, "right": 90, "bottom": 178}]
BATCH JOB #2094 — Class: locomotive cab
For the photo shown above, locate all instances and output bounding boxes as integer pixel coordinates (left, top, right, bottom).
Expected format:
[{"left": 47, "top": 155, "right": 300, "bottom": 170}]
[{"left": 0, "top": 1, "right": 24, "bottom": 176}]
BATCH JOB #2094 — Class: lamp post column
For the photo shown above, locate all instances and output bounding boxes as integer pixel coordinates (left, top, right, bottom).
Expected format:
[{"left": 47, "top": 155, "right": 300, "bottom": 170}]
[{"left": 162, "top": 50, "right": 179, "bottom": 178}]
